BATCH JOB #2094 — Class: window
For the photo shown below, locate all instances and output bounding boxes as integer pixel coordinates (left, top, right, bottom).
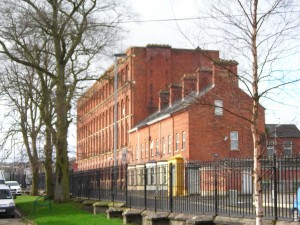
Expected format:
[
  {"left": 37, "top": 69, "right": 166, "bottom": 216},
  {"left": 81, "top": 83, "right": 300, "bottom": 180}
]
[
  {"left": 136, "top": 145, "right": 138, "bottom": 160},
  {"left": 150, "top": 141, "right": 154, "bottom": 157},
  {"left": 145, "top": 142, "right": 148, "bottom": 158},
  {"left": 182, "top": 132, "right": 186, "bottom": 150},
  {"left": 162, "top": 137, "right": 166, "bottom": 154},
  {"left": 148, "top": 167, "right": 155, "bottom": 185},
  {"left": 283, "top": 141, "right": 292, "bottom": 157},
  {"left": 130, "top": 170, "right": 135, "bottom": 185},
  {"left": 141, "top": 144, "right": 144, "bottom": 159},
  {"left": 175, "top": 133, "right": 179, "bottom": 151},
  {"left": 168, "top": 135, "right": 172, "bottom": 153},
  {"left": 162, "top": 166, "right": 167, "bottom": 184},
  {"left": 131, "top": 146, "right": 134, "bottom": 160},
  {"left": 156, "top": 139, "right": 159, "bottom": 156},
  {"left": 267, "top": 140, "right": 275, "bottom": 156},
  {"left": 230, "top": 131, "right": 239, "bottom": 150},
  {"left": 138, "top": 169, "right": 143, "bottom": 185},
  {"left": 215, "top": 100, "right": 223, "bottom": 116}
]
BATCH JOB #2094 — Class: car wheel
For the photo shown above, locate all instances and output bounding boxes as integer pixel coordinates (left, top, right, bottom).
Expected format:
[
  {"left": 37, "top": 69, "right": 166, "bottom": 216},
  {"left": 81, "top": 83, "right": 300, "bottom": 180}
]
[{"left": 11, "top": 214, "right": 15, "bottom": 218}]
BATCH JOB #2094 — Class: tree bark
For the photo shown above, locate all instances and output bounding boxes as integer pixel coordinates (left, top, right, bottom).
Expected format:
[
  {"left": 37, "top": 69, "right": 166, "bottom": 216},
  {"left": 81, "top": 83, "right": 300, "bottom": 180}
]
[
  {"left": 251, "top": 1, "right": 263, "bottom": 224},
  {"left": 31, "top": 162, "right": 39, "bottom": 196},
  {"left": 44, "top": 128, "right": 54, "bottom": 199},
  {"left": 54, "top": 63, "right": 70, "bottom": 202}
]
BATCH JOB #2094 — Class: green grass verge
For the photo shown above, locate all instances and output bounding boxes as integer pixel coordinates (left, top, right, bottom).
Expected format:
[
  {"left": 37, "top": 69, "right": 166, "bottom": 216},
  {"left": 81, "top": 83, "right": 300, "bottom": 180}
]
[{"left": 15, "top": 195, "right": 124, "bottom": 225}]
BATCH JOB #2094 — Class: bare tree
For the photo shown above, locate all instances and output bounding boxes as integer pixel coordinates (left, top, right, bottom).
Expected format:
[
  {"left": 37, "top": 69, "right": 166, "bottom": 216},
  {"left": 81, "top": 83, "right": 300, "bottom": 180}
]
[
  {"left": 0, "top": 62, "right": 42, "bottom": 195},
  {"left": 0, "top": 0, "right": 129, "bottom": 202},
  {"left": 193, "top": 0, "right": 300, "bottom": 224}
]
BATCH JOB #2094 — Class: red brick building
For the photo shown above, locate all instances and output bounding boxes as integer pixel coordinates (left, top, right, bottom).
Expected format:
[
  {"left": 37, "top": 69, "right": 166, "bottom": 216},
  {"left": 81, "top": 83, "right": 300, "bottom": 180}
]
[
  {"left": 128, "top": 61, "right": 266, "bottom": 165},
  {"left": 265, "top": 124, "right": 300, "bottom": 157},
  {"left": 76, "top": 45, "right": 220, "bottom": 171}
]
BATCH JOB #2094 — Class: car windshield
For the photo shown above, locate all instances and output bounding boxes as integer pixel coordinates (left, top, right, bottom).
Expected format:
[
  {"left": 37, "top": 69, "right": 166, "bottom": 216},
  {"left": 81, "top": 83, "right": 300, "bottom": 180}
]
[
  {"left": 0, "top": 189, "right": 12, "bottom": 199},
  {"left": 6, "top": 182, "right": 19, "bottom": 186}
]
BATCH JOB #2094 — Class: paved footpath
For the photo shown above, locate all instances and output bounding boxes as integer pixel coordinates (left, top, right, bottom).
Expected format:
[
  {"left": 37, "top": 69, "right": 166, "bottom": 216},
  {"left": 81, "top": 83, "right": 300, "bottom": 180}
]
[
  {"left": 0, "top": 218, "right": 26, "bottom": 225},
  {"left": 0, "top": 209, "right": 29, "bottom": 225}
]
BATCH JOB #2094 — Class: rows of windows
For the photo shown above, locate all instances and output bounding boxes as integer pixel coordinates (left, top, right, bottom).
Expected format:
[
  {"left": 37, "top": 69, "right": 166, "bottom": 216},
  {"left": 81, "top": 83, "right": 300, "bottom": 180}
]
[
  {"left": 132, "top": 132, "right": 186, "bottom": 160},
  {"left": 78, "top": 121, "right": 130, "bottom": 159},
  {"left": 131, "top": 130, "right": 240, "bottom": 160},
  {"left": 78, "top": 65, "right": 130, "bottom": 117},
  {"left": 267, "top": 140, "right": 293, "bottom": 156},
  {"left": 128, "top": 165, "right": 168, "bottom": 186},
  {"left": 78, "top": 96, "right": 130, "bottom": 140}
]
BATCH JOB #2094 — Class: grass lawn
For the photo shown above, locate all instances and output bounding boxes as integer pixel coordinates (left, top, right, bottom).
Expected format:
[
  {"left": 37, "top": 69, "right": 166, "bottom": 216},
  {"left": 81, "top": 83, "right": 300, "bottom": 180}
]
[{"left": 15, "top": 195, "right": 124, "bottom": 225}]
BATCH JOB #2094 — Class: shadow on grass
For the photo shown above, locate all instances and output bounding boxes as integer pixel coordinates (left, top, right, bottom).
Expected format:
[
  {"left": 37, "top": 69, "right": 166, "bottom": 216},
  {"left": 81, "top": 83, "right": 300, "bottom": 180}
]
[{"left": 15, "top": 196, "right": 123, "bottom": 225}]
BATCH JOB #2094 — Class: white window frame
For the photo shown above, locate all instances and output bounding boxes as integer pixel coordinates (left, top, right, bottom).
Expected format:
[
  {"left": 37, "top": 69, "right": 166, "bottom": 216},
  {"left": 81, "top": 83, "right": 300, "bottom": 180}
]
[
  {"left": 141, "top": 144, "right": 144, "bottom": 159},
  {"left": 283, "top": 141, "right": 292, "bottom": 157},
  {"left": 155, "top": 139, "right": 159, "bottom": 156},
  {"left": 150, "top": 141, "right": 154, "bottom": 157},
  {"left": 130, "top": 170, "right": 135, "bottom": 185},
  {"left": 168, "top": 135, "right": 172, "bottom": 153},
  {"left": 149, "top": 167, "right": 155, "bottom": 185},
  {"left": 182, "top": 131, "right": 186, "bottom": 150},
  {"left": 215, "top": 99, "right": 223, "bottom": 116},
  {"left": 267, "top": 140, "right": 275, "bottom": 156},
  {"left": 175, "top": 133, "right": 179, "bottom": 152},
  {"left": 162, "top": 137, "right": 166, "bottom": 154},
  {"left": 145, "top": 142, "right": 148, "bottom": 158},
  {"left": 230, "top": 131, "right": 239, "bottom": 150}
]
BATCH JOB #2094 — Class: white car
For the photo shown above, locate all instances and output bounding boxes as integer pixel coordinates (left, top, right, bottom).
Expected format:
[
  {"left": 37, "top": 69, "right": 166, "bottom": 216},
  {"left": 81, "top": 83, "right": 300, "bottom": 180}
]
[
  {"left": 5, "top": 181, "right": 22, "bottom": 196},
  {"left": 0, "top": 184, "right": 15, "bottom": 218}
]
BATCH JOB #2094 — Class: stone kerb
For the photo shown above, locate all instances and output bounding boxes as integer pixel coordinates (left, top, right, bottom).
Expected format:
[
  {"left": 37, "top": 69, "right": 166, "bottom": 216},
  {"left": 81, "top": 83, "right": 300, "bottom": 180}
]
[
  {"left": 186, "top": 215, "right": 214, "bottom": 225},
  {"left": 82, "top": 200, "right": 96, "bottom": 212},
  {"left": 168, "top": 213, "right": 198, "bottom": 225},
  {"left": 93, "top": 201, "right": 110, "bottom": 215},
  {"left": 117, "top": 207, "right": 300, "bottom": 225},
  {"left": 214, "top": 216, "right": 274, "bottom": 225},
  {"left": 142, "top": 210, "right": 170, "bottom": 225},
  {"left": 122, "top": 208, "right": 145, "bottom": 224},
  {"left": 106, "top": 202, "right": 126, "bottom": 219}
]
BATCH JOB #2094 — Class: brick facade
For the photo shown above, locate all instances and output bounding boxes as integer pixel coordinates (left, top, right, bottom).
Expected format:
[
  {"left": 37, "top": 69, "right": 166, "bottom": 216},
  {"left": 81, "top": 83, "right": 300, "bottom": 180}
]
[
  {"left": 265, "top": 124, "right": 300, "bottom": 157},
  {"left": 76, "top": 45, "right": 219, "bottom": 170},
  {"left": 128, "top": 61, "right": 266, "bottom": 165}
]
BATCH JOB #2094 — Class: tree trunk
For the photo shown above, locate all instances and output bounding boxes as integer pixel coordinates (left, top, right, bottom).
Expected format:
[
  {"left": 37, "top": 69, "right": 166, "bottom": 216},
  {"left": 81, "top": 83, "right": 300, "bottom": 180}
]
[
  {"left": 44, "top": 128, "right": 54, "bottom": 199},
  {"left": 54, "top": 111, "right": 70, "bottom": 202},
  {"left": 31, "top": 164, "right": 39, "bottom": 196},
  {"left": 251, "top": 2, "right": 263, "bottom": 224},
  {"left": 54, "top": 64, "right": 70, "bottom": 202},
  {"left": 252, "top": 101, "right": 263, "bottom": 225}
]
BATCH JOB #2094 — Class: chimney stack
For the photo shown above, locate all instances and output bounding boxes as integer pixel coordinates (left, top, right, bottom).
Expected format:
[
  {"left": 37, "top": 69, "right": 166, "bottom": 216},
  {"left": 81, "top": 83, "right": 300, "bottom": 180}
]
[
  {"left": 169, "top": 83, "right": 182, "bottom": 106},
  {"left": 158, "top": 90, "right": 170, "bottom": 111},
  {"left": 196, "top": 67, "right": 213, "bottom": 92},
  {"left": 182, "top": 74, "right": 197, "bottom": 98},
  {"left": 212, "top": 60, "right": 239, "bottom": 88}
]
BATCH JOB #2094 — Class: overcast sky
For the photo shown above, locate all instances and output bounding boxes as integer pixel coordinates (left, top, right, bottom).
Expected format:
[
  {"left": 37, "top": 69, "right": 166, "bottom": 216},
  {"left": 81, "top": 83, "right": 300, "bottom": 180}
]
[{"left": 116, "top": 0, "right": 300, "bottom": 128}]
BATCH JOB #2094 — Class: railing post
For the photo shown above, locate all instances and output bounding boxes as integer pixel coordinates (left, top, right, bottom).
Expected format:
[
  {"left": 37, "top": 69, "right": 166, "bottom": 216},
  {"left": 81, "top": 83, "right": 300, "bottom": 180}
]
[
  {"left": 98, "top": 168, "right": 101, "bottom": 201},
  {"left": 125, "top": 164, "right": 128, "bottom": 206},
  {"left": 273, "top": 154, "right": 278, "bottom": 220},
  {"left": 214, "top": 161, "right": 218, "bottom": 216},
  {"left": 144, "top": 165, "right": 147, "bottom": 209},
  {"left": 111, "top": 166, "right": 115, "bottom": 205},
  {"left": 169, "top": 163, "right": 173, "bottom": 212}
]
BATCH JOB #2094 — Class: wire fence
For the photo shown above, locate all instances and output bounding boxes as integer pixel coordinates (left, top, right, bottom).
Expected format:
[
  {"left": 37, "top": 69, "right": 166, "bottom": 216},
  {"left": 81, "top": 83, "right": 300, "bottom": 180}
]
[{"left": 38, "top": 155, "right": 300, "bottom": 221}]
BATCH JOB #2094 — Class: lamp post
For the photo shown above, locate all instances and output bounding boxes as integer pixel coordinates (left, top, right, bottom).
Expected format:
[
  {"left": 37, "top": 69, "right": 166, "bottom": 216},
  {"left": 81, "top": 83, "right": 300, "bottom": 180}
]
[{"left": 113, "top": 53, "right": 127, "bottom": 202}]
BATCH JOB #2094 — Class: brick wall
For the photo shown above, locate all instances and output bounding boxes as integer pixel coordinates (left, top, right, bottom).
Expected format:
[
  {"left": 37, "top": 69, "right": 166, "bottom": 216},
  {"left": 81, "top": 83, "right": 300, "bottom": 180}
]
[
  {"left": 77, "top": 45, "right": 267, "bottom": 170},
  {"left": 128, "top": 60, "right": 265, "bottom": 164}
]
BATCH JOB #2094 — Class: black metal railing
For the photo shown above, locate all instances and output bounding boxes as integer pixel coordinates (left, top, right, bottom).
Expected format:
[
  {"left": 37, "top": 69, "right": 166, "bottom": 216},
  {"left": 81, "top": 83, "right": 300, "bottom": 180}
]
[{"left": 36, "top": 155, "right": 300, "bottom": 221}]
